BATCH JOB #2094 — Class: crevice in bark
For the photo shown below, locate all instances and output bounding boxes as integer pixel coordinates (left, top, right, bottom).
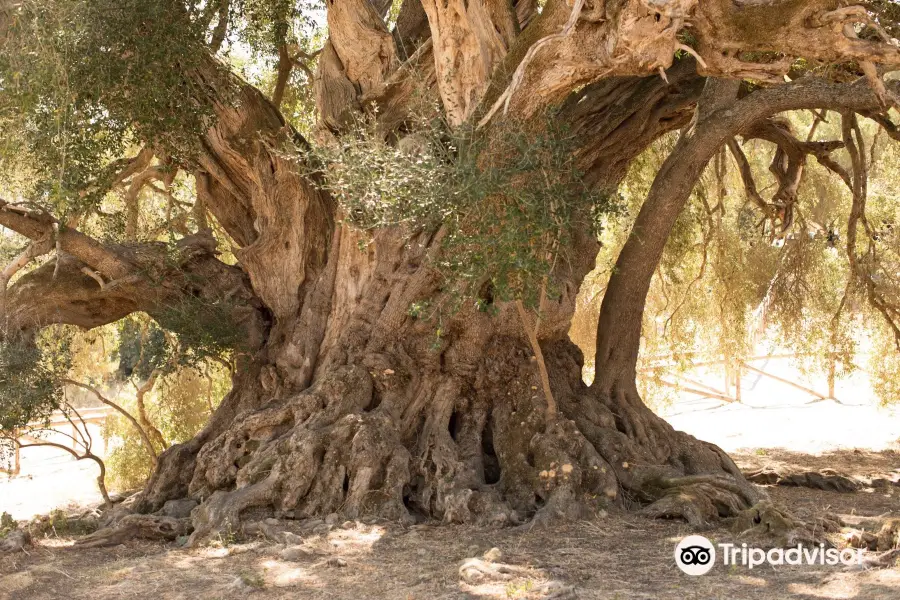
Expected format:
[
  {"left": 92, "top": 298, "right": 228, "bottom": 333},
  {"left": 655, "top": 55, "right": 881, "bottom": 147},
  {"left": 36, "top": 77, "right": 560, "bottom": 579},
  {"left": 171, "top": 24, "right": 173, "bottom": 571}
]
[
  {"left": 447, "top": 409, "right": 460, "bottom": 442},
  {"left": 481, "top": 418, "right": 500, "bottom": 485}
]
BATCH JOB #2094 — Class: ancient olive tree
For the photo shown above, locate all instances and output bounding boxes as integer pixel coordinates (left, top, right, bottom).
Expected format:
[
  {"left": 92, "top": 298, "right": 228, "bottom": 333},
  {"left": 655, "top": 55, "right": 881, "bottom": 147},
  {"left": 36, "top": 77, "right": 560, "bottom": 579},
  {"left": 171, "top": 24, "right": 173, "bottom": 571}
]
[{"left": 2, "top": 0, "right": 900, "bottom": 541}]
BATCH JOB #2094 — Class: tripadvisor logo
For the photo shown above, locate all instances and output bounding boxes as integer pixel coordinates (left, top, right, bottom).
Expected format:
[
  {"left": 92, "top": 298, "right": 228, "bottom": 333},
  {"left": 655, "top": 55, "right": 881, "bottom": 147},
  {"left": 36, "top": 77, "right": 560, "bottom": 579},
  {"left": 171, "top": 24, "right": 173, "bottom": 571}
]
[
  {"left": 675, "top": 535, "right": 716, "bottom": 575},
  {"left": 674, "top": 535, "right": 863, "bottom": 575}
]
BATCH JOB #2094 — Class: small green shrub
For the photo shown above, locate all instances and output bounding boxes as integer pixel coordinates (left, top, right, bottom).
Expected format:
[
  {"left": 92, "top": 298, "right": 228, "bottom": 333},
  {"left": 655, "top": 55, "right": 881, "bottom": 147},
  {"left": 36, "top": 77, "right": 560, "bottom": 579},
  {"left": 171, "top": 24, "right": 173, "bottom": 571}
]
[{"left": 29, "top": 509, "right": 97, "bottom": 538}]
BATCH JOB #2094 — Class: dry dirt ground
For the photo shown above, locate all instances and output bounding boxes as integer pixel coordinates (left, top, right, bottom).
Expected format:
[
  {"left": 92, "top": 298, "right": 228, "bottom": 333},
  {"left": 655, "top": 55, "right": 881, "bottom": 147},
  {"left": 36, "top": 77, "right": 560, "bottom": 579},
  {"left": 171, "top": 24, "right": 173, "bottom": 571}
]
[{"left": 1, "top": 448, "right": 898, "bottom": 600}]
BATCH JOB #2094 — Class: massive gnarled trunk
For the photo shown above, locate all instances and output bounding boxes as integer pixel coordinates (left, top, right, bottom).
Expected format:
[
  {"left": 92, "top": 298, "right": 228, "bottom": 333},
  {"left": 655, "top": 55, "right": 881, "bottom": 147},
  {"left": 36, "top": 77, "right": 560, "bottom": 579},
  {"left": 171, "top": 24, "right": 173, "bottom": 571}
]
[
  {"left": 7, "top": 0, "right": 900, "bottom": 541},
  {"left": 135, "top": 65, "right": 895, "bottom": 542}
]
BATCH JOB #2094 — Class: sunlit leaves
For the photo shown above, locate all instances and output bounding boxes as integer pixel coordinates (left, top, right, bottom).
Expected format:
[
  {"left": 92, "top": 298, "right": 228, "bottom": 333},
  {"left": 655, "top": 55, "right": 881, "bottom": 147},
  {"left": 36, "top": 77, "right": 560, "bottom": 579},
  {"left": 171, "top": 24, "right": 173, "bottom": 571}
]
[
  {"left": 312, "top": 113, "right": 613, "bottom": 309},
  {"left": 0, "top": 332, "right": 70, "bottom": 433},
  {"left": 1, "top": 0, "right": 213, "bottom": 213}
]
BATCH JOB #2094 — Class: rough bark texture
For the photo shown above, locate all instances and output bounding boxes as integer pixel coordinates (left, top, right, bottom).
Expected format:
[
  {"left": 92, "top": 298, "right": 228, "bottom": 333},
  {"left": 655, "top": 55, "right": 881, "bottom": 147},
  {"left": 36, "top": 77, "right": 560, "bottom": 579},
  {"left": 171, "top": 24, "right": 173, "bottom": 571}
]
[
  {"left": 139, "top": 75, "right": 894, "bottom": 542},
  {"left": 123, "top": 0, "right": 900, "bottom": 540},
  {"left": 0, "top": 202, "right": 266, "bottom": 348},
  {"left": 9, "top": 0, "right": 900, "bottom": 543}
]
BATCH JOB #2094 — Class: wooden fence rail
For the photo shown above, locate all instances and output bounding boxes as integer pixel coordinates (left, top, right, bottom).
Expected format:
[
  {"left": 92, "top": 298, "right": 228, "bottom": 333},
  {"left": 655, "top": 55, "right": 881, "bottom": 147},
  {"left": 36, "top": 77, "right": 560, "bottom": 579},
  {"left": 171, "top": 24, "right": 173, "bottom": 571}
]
[{"left": 640, "top": 351, "right": 847, "bottom": 404}]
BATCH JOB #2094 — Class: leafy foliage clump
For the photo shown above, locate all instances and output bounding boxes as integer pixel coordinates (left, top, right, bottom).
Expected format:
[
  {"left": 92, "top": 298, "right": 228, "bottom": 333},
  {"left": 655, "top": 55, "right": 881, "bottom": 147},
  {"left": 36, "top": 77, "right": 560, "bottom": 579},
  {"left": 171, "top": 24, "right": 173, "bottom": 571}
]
[
  {"left": 28, "top": 508, "right": 98, "bottom": 538},
  {"left": 155, "top": 295, "right": 247, "bottom": 363},
  {"left": 0, "top": 512, "right": 17, "bottom": 538},
  {"left": 115, "top": 319, "right": 169, "bottom": 380},
  {"left": 0, "top": 334, "right": 70, "bottom": 433},
  {"left": 113, "top": 293, "right": 242, "bottom": 384},
  {"left": 1, "top": 0, "right": 217, "bottom": 213},
  {"left": 313, "top": 114, "right": 613, "bottom": 307}
]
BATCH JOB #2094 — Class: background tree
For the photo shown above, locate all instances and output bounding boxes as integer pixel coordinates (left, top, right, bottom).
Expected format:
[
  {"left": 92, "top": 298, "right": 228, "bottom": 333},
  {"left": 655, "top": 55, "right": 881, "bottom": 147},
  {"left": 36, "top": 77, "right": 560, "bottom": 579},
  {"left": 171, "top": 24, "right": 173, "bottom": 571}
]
[
  {"left": 0, "top": 318, "right": 231, "bottom": 499},
  {"left": 1, "top": 0, "right": 900, "bottom": 545}
]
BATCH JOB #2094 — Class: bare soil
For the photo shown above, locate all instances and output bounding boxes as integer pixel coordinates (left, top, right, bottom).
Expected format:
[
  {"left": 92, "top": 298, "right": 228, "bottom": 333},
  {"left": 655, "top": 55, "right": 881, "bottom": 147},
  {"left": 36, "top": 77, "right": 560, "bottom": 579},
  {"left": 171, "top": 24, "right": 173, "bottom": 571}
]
[{"left": 1, "top": 449, "right": 898, "bottom": 600}]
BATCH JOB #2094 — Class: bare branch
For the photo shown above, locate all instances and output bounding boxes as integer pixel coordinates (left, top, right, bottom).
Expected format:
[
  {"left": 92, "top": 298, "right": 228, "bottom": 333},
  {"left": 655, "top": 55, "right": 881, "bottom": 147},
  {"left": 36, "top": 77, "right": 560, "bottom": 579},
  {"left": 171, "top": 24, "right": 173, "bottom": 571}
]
[
  {"left": 727, "top": 138, "right": 772, "bottom": 217},
  {"left": 132, "top": 364, "right": 168, "bottom": 451},
  {"left": 64, "top": 378, "right": 159, "bottom": 468},
  {"left": 732, "top": 118, "right": 848, "bottom": 232},
  {"left": 272, "top": 44, "right": 294, "bottom": 109},
  {"left": 14, "top": 404, "right": 112, "bottom": 508}
]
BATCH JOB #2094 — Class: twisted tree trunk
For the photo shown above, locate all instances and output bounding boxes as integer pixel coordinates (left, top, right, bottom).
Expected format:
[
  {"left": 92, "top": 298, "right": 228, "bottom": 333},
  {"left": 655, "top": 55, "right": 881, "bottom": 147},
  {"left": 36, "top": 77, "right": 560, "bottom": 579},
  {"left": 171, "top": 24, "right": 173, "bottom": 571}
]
[
  {"left": 129, "top": 62, "right": 883, "bottom": 546},
  {"left": 5, "top": 0, "right": 899, "bottom": 543}
]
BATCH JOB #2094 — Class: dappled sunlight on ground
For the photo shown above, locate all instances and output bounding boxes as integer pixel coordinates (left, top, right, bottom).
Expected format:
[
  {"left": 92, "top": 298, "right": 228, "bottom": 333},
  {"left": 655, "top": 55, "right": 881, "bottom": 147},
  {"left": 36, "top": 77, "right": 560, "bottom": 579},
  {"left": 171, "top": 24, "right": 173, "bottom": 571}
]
[
  {"left": 322, "top": 524, "right": 385, "bottom": 552},
  {"left": 2, "top": 357, "right": 898, "bottom": 598},
  {"left": 258, "top": 558, "right": 322, "bottom": 589},
  {"left": 1, "top": 474, "right": 898, "bottom": 599},
  {"left": 786, "top": 569, "right": 900, "bottom": 600}
]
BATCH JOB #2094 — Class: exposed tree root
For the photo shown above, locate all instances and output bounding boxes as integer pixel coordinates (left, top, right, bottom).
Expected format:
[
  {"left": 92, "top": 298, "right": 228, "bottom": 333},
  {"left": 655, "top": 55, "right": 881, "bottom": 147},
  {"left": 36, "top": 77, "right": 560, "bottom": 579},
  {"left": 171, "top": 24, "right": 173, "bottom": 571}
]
[
  {"left": 745, "top": 467, "right": 860, "bottom": 493},
  {"left": 731, "top": 501, "right": 843, "bottom": 547},
  {"left": 641, "top": 475, "right": 761, "bottom": 528},
  {"left": 129, "top": 337, "right": 777, "bottom": 545},
  {"left": 843, "top": 515, "right": 900, "bottom": 570},
  {"left": 74, "top": 515, "right": 191, "bottom": 548},
  {"left": 844, "top": 517, "right": 900, "bottom": 552}
]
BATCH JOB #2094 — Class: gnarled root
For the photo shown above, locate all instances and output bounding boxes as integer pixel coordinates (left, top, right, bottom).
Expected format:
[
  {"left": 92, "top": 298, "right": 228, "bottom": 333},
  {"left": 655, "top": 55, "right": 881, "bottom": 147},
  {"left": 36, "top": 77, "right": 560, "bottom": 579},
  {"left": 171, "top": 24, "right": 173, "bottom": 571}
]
[
  {"left": 641, "top": 474, "right": 764, "bottom": 528},
  {"left": 75, "top": 514, "right": 191, "bottom": 548},
  {"left": 745, "top": 467, "right": 860, "bottom": 493},
  {"left": 844, "top": 517, "right": 900, "bottom": 552},
  {"left": 732, "top": 501, "right": 843, "bottom": 547},
  {"left": 843, "top": 517, "right": 900, "bottom": 571},
  {"left": 185, "top": 364, "right": 412, "bottom": 541},
  {"left": 188, "top": 483, "right": 274, "bottom": 546},
  {"left": 142, "top": 339, "right": 775, "bottom": 543}
]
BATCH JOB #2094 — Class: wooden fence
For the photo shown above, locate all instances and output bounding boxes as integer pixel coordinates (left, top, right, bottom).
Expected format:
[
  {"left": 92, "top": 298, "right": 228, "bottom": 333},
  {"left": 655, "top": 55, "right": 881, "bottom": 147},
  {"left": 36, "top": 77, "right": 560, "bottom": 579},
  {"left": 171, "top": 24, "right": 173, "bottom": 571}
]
[{"left": 641, "top": 351, "right": 856, "bottom": 405}]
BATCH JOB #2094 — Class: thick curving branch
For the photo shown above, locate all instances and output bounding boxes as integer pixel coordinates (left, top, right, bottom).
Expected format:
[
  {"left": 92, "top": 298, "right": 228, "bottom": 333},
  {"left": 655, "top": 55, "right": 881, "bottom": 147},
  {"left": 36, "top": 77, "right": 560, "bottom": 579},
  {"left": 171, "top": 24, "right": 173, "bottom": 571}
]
[
  {"left": 729, "top": 117, "right": 847, "bottom": 231},
  {"left": 560, "top": 57, "right": 706, "bottom": 188},
  {"left": 191, "top": 58, "right": 335, "bottom": 323},
  {"left": 476, "top": 0, "right": 900, "bottom": 128},
  {"left": 314, "top": 0, "right": 400, "bottom": 132},
  {"left": 0, "top": 203, "right": 267, "bottom": 348},
  {"left": 594, "top": 76, "right": 900, "bottom": 394}
]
